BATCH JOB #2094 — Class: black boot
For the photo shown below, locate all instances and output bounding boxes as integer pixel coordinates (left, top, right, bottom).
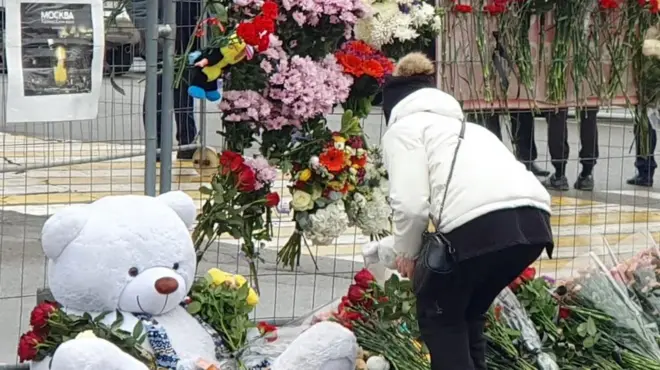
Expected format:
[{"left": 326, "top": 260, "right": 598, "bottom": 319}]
[
  {"left": 574, "top": 174, "right": 594, "bottom": 191},
  {"left": 542, "top": 173, "right": 570, "bottom": 191},
  {"left": 627, "top": 174, "right": 654, "bottom": 187},
  {"left": 524, "top": 162, "right": 550, "bottom": 177}
]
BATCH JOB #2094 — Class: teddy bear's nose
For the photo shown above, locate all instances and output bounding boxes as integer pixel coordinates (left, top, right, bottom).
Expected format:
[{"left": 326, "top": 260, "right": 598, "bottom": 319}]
[{"left": 154, "top": 277, "right": 179, "bottom": 295}]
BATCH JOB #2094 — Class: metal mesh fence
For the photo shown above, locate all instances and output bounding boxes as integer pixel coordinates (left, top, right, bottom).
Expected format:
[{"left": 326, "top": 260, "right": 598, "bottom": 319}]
[{"left": 1, "top": 0, "right": 660, "bottom": 366}]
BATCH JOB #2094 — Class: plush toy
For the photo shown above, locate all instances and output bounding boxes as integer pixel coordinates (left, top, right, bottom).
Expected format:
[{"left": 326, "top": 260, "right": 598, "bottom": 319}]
[
  {"left": 188, "top": 34, "right": 251, "bottom": 101},
  {"left": 35, "top": 191, "right": 357, "bottom": 370}
]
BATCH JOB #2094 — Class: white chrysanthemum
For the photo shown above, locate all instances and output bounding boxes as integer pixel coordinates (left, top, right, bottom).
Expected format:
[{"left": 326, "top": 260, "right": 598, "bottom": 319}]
[
  {"left": 355, "top": 190, "right": 391, "bottom": 236},
  {"left": 431, "top": 14, "right": 443, "bottom": 33},
  {"left": 393, "top": 26, "right": 418, "bottom": 42},
  {"left": 409, "top": 3, "right": 435, "bottom": 28},
  {"left": 305, "top": 202, "right": 350, "bottom": 245}
]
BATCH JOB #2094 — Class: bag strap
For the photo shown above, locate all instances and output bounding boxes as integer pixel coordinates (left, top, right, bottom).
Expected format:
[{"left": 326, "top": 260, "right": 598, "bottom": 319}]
[{"left": 434, "top": 117, "right": 467, "bottom": 230}]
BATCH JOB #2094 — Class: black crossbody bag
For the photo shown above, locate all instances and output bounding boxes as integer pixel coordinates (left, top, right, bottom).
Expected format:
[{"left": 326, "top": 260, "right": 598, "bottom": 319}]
[{"left": 417, "top": 118, "right": 466, "bottom": 276}]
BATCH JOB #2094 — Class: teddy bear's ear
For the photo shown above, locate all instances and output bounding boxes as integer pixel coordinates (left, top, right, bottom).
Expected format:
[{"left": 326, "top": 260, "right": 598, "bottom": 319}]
[
  {"left": 41, "top": 204, "right": 90, "bottom": 260},
  {"left": 157, "top": 191, "right": 196, "bottom": 228}
]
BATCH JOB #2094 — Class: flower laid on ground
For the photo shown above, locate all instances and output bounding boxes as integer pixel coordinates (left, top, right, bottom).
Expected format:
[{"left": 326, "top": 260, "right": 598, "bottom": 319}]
[
  {"left": 17, "top": 302, "right": 153, "bottom": 365},
  {"left": 193, "top": 151, "right": 280, "bottom": 292},
  {"left": 276, "top": 111, "right": 368, "bottom": 269},
  {"left": 335, "top": 40, "right": 394, "bottom": 118},
  {"left": 187, "top": 268, "right": 260, "bottom": 361},
  {"left": 354, "top": 0, "right": 443, "bottom": 59}
]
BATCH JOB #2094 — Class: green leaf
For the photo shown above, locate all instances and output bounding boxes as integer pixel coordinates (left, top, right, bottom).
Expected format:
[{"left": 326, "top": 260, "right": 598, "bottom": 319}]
[
  {"left": 200, "top": 186, "right": 213, "bottom": 195},
  {"left": 577, "top": 322, "right": 587, "bottom": 337},
  {"left": 94, "top": 311, "right": 111, "bottom": 323},
  {"left": 187, "top": 301, "right": 202, "bottom": 315},
  {"left": 111, "top": 311, "right": 124, "bottom": 331},
  {"left": 583, "top": 336, "right": 595, "bottom": 348},
  {"left": 586, "top": 317, "right": 597, "bottom": 336},
  {"left": 132, "top": 321, "right": 144, "bottom": 339},
  {"left": 210, "top": 3, "right": 228, "bottom": 23}
]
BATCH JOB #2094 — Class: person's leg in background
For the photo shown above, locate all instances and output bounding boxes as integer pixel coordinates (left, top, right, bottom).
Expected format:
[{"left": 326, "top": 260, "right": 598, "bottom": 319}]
[
  {"left": 510, "top": 111, "right": 550, "bottom": 177},
  {"left": 173, "top": 0, "right": 200, "bottom": 159},
  {"left": 468, "top": 112, "right": 502, "bottom": 140},
  {"left": 628, "top": 117, "right": 657, "bottom": 187},
  {"left": 574, "top": 108, "right": 599, "bottom": 190},
  {"left": 542, "top": 108, "right": 571, "bottom": 191}
]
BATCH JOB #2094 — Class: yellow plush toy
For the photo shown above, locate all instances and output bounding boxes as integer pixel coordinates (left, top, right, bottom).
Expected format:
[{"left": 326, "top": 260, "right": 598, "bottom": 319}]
[{"left": 187, "top": 34, "right": 252, "bottom": 101}]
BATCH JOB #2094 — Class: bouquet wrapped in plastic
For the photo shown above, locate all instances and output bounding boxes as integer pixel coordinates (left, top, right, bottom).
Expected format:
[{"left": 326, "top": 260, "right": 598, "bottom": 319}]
[
  {"left": 557, "top": 252, "right": 660, "bottom": 370},
  {"left": 491, "top": 288, "right": 559, "bottom": 370}
]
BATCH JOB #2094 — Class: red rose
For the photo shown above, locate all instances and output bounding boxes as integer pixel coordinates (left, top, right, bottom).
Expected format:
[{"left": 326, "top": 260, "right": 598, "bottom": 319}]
[
  {"left": 261, "top": 0, "right": 279, "bottom": 19},
  {"left": 520, "top": 267, "right": 536, "bottom": 282},
  {"left": 265, "top": 192, "right": 280, "bottom": 207},
  {"left": 508, "top": 277, "right": 523, "bottom": 292},
  {"left": 236, "top": 22, "right": 260, "bottom": 46},
  {"left": 338, "top": 296, "right": 352, "bottom": 312},
  {"left": 236, "top": 165, "right": 257, "bottom": 192},
  {"left": 220, "top": 151, "right": 244, "bottom": 175},
  {"left": 346, "top": 136, "right": 364, "bottom": 149},
  {"left": 559, "top": 306, "right": 571, "bottom": 320},
  {"left": 340, "top": 310, "right": 363, "bottom": 322},
  {"left": 453, "top": 3, "right": 473, "bottom": 12},
  {"left": 29, "top": 302, "right": 57, "bottom": 330},
  {"left": 378, "top": 296, "right": 389, "bottom": 303},
  {"left": 354, "top": 268, "right": 375, "bottom": 289},
  {"left": 17, "top": 331, "right": 43, "bottom": 362},
  {"left": 347, "top": 284, "right": 366, "bottom": 303},
  {"left": 257, "top": 321, "right": 278, "bottom": 342}
]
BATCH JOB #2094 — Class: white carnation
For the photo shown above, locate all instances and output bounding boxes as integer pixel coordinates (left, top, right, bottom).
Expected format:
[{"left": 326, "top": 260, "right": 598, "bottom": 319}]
[
  {"left": 431, "top": 14, "right": 443, "bottom": 33},
  {"left": 305, "top": 202, "right": 350, "bottom": 245}
]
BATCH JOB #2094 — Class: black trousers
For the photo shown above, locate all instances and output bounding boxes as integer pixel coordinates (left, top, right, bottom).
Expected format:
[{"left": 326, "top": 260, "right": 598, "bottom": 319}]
[
  {"left": 142, "top": 1, "right": 199, "bottom": 147},
  {"left": 545, "top": 108, "right": 599, "bottom": 176},
  {"left": 469, "top": 112, "right": 538, "bottom": 162},
  {"left": 634, "top": 119, "right": 657, "bottom": 178},
  {"left": 414, "top": 243, "right": 545, "bottom": 370}
]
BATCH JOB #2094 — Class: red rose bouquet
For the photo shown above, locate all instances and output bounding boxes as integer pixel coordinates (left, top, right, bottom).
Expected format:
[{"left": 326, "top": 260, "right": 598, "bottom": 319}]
[
  {"left": 276, "top": 111, "right": 368, "bottom": 270},
  {"left": 335, "top": 40, "right": 394, "bottom": 118},
  {"left": 193, "top": 151, "right": 280, "bottom": 292},
  {"left": 17, "top": 302, "right": 153, "bottom": 365}
]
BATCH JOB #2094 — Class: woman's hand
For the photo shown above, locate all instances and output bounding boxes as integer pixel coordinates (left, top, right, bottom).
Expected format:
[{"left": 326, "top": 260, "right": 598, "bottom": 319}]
[{"left": 396, "top": 256, "right": 416, "bottom": 278}]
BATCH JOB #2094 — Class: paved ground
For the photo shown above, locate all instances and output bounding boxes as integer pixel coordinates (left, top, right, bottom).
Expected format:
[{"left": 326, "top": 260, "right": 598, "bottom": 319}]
[{"left": 1, "top": 72, "right": 660, "bottom": 362}]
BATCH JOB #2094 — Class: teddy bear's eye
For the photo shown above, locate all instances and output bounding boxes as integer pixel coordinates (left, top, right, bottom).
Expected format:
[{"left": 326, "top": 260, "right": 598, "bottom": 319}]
[
  {"left": 128, "top": 267, "right": 139, "bottom": 277},
  {"left": 172, "top": 262, "right": 180, "bottom": 270}
]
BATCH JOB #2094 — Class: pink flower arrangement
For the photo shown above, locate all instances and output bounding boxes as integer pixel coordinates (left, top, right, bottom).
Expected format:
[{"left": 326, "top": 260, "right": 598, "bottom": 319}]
[
  {"left": 282, "top": 0, "right": 368, "bottom": 27},
  {"left": 219, "top": 90, "right": 273, "bottom": 124},
  {"left": 267, "top": 55, "right": 353, "bottom": 125}
]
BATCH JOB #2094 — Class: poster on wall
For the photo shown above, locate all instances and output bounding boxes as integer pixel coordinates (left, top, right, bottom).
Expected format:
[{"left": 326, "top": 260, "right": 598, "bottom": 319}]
[{"left": 4, "top": 0, "right": 104, "bottom": 123}]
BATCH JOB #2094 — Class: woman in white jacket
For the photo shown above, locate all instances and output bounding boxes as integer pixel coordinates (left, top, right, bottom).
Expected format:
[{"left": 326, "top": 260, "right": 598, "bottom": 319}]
[{"left": 381, "top": 53, "right": 554, "bottom": 370}]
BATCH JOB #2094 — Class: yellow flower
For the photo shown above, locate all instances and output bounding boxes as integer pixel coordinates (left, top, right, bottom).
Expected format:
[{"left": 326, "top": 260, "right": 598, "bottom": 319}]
[
  {"left": 233, "top": 274, "right": 247, "bottom": 287},
  {"left": 75, "top": 330, "right": 97, "bottom": 339},
  {"left": 207, "top": 268, "right": 232, "bottom": 286},
  {"left": 328, "top": 181, "right": 344, "bottom": 191},
  {"left": 298, "top": 168, "right": 312, "bottom": 182},
  {"left": 333, "top": 135, "right": 347, "bottom": 143},
  {"left": 247, "top": 288, "right": 260, "bottom": 306}
]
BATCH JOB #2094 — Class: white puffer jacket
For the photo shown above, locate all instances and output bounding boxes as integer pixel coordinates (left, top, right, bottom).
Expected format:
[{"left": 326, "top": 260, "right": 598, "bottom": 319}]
[{"left": 381, "top": 88, "right": 552, "bottom": 259}]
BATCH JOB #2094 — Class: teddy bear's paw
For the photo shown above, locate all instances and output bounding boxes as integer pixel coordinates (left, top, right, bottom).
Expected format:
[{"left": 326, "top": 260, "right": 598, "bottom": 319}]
[
  {"left": 271, "top": 321, "right": 357, "bottom": 370},
  {"left": 50, "top": 337, "right": 148, "bottom": 370}
]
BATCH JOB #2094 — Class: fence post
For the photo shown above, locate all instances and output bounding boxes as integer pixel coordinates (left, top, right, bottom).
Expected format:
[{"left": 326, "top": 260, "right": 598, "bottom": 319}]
[
  {"left": 159, "top": 0, "right": 176, "bottom": 193},
  {"left": 144, "top": 0, "right": 160, "bottom": 196}
]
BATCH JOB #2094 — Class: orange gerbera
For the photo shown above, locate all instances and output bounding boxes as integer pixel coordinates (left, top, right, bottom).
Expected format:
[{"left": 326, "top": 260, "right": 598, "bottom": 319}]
[
  {"left": 320, "top": 147, "right": 347, "bottom": 173},
  {"left": 361, "top": 59, "right": 385, "bottom": 79},
  {"left": 337, "top": 53, "right": 364, "bottom": 77},
  {"left": 347, "top": 40, "right": 374, "bottom": 55}
]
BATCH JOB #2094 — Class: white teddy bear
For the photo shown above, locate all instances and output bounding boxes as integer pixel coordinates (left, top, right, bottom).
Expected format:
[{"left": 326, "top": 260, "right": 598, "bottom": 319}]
[{"left": 36, "top": 191, "right": 357, "bottom": 370}]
